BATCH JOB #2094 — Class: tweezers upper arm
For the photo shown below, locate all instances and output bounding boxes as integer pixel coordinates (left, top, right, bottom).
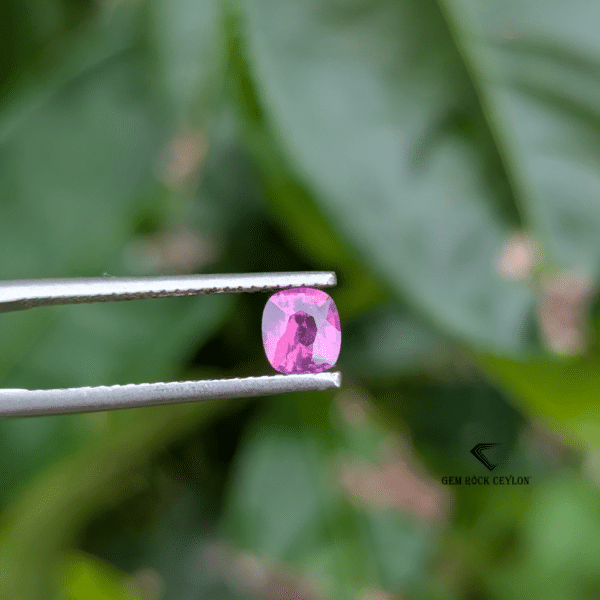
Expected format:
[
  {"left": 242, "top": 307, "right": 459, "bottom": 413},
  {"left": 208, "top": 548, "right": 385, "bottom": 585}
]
[{"left": 0, "top": 272, "right": 336, "bottom": 312}]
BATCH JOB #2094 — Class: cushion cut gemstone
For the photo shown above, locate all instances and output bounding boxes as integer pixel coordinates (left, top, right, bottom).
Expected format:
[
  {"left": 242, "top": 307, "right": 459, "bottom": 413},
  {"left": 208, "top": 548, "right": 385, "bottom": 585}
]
[{"left": 262, "top": 287, "right": 341, "bottom": 374}]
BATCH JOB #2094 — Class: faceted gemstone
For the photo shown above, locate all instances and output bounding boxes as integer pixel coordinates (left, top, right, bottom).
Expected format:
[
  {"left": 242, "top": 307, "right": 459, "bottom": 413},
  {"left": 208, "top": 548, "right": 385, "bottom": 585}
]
[{"left": 262, "top": 287, "right": 341, "bottom": 374}]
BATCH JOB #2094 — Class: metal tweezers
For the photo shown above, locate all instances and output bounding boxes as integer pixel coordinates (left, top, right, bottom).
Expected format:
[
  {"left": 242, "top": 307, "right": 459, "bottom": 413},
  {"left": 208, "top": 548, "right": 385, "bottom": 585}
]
[{"left": 0, "top": 272, "right": 341, "bottom": 417}]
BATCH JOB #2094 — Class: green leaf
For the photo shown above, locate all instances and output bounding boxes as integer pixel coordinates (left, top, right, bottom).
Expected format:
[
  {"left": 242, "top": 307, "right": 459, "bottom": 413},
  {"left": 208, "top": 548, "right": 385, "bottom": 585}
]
[
  {"left": 148, "top": 0, "right": 225, "bottom": 124},
  {"left": 223, "top": 400, "right": 325, "bottom": 561},
  {"left": 0, "top": 1, "right": 142, "bottom": 145},
  {"left": 515, "top": 475, "right": 600, "bottom": 598},
  {"left": 434, "top": 0, "right": 600, "bottom": 449},
  {"left": 438, "top": 0, "right": 600, "bottom": 276},
  {"left": 58, "top": 552, "right": 143, "bottom": 600},
  {"left": 340, "top": 304, "right": 454, "bottom": 382},
  {"left": 238, "top": 0, "right": 535, "bottom": 354},
  {"left": 0, "top": 0, "right": 234, "bottom": 563},
  {"left": 364, "top": 509, "right": 434, "bottom": 593},
  {"left": 0, "top": 293, "right": 233, "bottom": 501},
  {"left": 0, "top": 3, "right": 158, "bottom": 507},
  {"left": 454, "top": 474, "right": 600, "bottom": 600},
  {"left": 475, "top": 351, "right": 600, "bottom": 449},
  {"left": 0, "top": 389, "right": 243, "bottom": 600},
  {"left": 142, "top": 488, "right": 246, "bottom": 600},
  {"left": 223, "top": 395, "right": 440, "bottom": 599},
  {"left": 225, "top": 12, "right": 387, "bottom": 321}
]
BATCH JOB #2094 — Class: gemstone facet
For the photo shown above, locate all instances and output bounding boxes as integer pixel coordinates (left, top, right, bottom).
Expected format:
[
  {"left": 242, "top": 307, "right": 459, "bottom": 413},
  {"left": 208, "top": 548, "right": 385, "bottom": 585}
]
[{"left": 262, "top": 287, "right": 341, "bottom": 374}]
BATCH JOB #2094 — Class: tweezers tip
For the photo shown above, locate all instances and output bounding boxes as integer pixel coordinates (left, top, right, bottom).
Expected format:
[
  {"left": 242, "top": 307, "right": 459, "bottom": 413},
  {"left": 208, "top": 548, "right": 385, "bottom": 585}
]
[{"left": 331, "top": 371, "right": 342, "bottom": 387}]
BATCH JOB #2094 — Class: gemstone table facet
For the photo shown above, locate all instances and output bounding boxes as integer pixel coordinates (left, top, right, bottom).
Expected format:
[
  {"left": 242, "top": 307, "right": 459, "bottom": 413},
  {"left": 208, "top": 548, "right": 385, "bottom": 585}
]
[{"left": 262, "top": 287, "right": 341, "bottom": 374}]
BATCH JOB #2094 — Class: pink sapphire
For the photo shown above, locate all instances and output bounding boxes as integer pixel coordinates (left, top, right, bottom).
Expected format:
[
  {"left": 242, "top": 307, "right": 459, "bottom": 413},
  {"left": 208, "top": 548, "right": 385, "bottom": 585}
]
[{"left": 262, "top": 287, "right": 341, "bottom": 374}]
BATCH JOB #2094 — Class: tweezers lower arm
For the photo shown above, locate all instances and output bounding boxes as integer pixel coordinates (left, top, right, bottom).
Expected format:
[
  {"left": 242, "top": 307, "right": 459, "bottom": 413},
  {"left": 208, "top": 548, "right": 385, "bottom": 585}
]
[{"left": 0, "top": 372, "right": 342, "bottom": 417}]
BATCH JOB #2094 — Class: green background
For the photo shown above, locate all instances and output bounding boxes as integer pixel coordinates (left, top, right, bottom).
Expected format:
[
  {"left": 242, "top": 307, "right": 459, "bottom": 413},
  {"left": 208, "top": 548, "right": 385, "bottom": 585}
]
[{"left": 1, "top": 0, "right": 600, "bottom": 598}]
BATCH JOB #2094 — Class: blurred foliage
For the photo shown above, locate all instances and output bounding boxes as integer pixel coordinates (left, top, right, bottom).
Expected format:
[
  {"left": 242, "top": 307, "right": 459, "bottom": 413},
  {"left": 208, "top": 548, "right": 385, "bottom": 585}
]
[{"left": 1, "top": 0, "right": 600, "bottom": 599}]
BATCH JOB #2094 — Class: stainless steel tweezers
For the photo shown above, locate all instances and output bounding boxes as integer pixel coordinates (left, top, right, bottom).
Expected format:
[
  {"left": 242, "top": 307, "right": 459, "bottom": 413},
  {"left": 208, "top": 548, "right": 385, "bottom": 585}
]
[{"left": 0, "top": 272, "right": 341, "bottom": 417}]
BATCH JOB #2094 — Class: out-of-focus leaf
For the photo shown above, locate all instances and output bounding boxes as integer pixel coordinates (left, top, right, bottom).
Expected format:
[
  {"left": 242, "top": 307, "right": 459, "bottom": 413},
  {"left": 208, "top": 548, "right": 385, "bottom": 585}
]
[
  {"left": 223, "top": 394, "right": 441, "bottom": 599},
  {"left": 226, "top": 11, "right": 387, "bottom": 322},
  {"left": 224, "top": 401, "right": 324, "bottom": 561},
  {"left": 0, "top": 57, "right": 156, "bottom": 279},
  {"left": 59, "top": 552, "right": 143, "bottom": 600},
  {"left": 476, "top": 351, "right": 600, "bottom": 449},
  {"left": 432, "top": 0, "right": 600, "bottom": 451},
  {"left": 0, "top": 0, "right": 233, "bottom": 507},
  {"left": 0, "top": 1, "right": 142, "bottom": 145},
  {"left": 0, "top": 5, "right": 237, "bottom": 597},
  {"left": 223, "top": 396, "right": 376, "bottom": 597},
  {"left": 0, "top": 3, "right": 156, "bottom": 506},
  {"left": 452, "top": 473, "right": 600, "bottom": 600},
  {"left": 439, "top": 0, "right": 600, "bottom": 277},
  {"left": 0, "top": 391, "right": 244, "bottom": 600},
  {"left": 238, "top": 0, "right": 535, "bottom": 354},
  {"left": 364, "top": 509, "right": 434, "bottom": 593},
  {"left": 0, "top": 0, "right": 93, "bottom": 101},
  {"left": 511, "top": 474, "right": 600, "bottom": 599},
  {"left": 6, "top": 296, "right": 231, "bottom": 390},
  {"left": 0, "top": 294, "right": 233, "bottom": 501},
  {"left": 148, "top": 0, "right": 225, "bottom": 124},
  {"left": 397, "top": 382, "right": 523, "bottom": 475},
  {"left": 340, "top": 304, "right": 454, "bottom": 382},
  {"left": 143, "top": 488, "right": 245, "bottom": 600}
]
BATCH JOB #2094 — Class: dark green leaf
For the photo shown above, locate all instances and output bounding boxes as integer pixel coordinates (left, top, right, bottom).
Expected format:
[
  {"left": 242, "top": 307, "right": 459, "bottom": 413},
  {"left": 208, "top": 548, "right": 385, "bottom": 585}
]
[
  {"left": 148, "top": 0, "right": 225, "bottom": 124},
  {"left": 239, "top": 0, "right": 535, "bottom": 354},
  {"left": 223, "top": 395, "right": 440, "bottom": 598},
  {"left": 439, "top": 0, "right": 600, "bottom": 276},
  {"left": 476, "top": 350, "right": 600, "bottom": 448}
]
